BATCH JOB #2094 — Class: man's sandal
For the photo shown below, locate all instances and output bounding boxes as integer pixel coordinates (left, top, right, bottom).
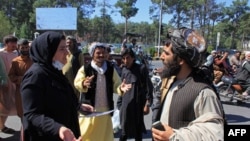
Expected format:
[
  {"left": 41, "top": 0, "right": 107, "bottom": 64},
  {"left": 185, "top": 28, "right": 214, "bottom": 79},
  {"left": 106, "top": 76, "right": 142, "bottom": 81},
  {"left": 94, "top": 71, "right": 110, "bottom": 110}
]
[{"left": 0, "top": 126, "right": 16, "bottom": 134}]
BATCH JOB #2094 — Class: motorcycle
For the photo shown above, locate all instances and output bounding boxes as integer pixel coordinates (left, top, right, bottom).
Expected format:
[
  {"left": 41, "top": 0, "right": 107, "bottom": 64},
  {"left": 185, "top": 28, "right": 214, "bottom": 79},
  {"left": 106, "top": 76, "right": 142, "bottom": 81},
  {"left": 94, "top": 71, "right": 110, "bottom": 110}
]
[
  {"left": 150, "top": 68, "right": 162, "bottom": 94},
  {"left": 215, "top": 75, "right": 250, "bottom": 104},
  {"left": 150, "top": 68, "right": 162, "bottom": 122}
]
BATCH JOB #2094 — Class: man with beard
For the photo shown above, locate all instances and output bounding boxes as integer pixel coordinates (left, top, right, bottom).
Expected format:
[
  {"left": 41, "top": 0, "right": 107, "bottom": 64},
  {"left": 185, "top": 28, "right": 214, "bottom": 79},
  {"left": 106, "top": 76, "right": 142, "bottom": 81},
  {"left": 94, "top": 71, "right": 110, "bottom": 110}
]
[
  {"left": 62, "top": 36, "right": 85, "bottom": 98},
  {"left": 74, "top": 42, "right": 126, "bottom": 141},
  {"left": 151, "top": 28, "right": 224, "bottom": 141},
  {"left": 8, "top": 39, "right": 33, "bottom": 120}
]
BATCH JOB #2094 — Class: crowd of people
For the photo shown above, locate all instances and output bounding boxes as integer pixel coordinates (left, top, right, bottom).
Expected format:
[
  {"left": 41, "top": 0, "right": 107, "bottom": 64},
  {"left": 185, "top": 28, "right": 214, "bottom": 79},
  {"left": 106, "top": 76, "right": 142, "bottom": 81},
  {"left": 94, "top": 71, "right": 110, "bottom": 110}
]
[
  {"left": 0, "top": 27, "right": 249, "bottom": 141},
  {"left": 203, "top": 49, "right": 250, "bottom": 99}
]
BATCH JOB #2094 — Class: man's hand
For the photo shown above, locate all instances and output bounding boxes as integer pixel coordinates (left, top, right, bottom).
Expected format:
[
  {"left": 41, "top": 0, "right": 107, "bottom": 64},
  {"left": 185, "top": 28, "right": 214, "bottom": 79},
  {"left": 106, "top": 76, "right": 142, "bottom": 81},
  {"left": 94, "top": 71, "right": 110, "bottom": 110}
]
[
  {"left": 120, "top": 79, "right": 132, "bottom": 93},
  {"left": 82, "top": 75, "right": 94, "bottom": 88},
  {"left": 152, "top": 124, "right": 174, "bottom": 141},
  {"left": 80, "top": 104, "right": 94, "bottom": 112},
  {"left": 59, "top": 126, "right": 82, "bottom": 141}
]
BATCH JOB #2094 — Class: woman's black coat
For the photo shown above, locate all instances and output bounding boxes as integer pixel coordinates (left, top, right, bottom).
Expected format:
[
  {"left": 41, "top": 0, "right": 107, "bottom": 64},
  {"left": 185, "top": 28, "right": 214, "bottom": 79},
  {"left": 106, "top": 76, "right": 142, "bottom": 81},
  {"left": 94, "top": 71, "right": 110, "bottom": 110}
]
[{"left": 21, "top": 31, "right": 80, "bottom": 141}]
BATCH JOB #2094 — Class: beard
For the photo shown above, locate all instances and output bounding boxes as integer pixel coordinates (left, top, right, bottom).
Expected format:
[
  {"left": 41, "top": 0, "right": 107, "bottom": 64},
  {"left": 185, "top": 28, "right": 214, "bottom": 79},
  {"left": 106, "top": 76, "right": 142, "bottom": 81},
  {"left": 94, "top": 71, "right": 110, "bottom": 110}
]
[
  {"left": 160, "top": 59, "right": 181, "bottom": 78},
  {"left": 20, "top": 51, "right": 29, "bottom": 56}
]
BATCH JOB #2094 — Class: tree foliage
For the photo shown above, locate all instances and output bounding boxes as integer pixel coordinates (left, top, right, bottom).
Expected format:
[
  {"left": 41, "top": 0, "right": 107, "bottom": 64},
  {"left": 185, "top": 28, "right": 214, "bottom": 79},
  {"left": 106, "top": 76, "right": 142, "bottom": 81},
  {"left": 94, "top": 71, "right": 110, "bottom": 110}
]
[
  {"left": 115, "top": 0, "right": 138, "bottom": 34},
  {"left": 0, "top": 11, "right": 13, "bottom": 41},
  {"left": 0, "top": 0, "right": 249, "bottom": 52}
]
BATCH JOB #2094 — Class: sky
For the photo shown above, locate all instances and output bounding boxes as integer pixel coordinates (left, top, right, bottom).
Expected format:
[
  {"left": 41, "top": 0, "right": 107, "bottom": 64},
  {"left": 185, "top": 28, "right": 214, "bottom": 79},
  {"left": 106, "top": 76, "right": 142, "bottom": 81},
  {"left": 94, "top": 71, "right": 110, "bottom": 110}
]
[{"left": 91, "top": 0, "right": 250, "bottom": 24}]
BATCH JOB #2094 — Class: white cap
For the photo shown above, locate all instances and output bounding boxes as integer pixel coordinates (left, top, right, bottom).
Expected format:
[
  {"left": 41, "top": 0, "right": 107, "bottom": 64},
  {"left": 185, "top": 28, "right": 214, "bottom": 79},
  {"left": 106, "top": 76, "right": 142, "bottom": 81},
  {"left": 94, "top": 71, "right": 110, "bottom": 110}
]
[{"left": 211, "top": 50, "right": 217, "bottom": 54}]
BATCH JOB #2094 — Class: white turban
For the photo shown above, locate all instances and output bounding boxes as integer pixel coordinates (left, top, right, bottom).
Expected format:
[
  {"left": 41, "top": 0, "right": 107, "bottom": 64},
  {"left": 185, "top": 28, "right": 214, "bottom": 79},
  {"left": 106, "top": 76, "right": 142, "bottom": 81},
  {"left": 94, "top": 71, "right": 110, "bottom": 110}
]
[
  {"left": 88, "top": 42, "right": 107, "bottom": 57},
  {"left": 211, "top": 50, "right": 217, "bottom": 54}
]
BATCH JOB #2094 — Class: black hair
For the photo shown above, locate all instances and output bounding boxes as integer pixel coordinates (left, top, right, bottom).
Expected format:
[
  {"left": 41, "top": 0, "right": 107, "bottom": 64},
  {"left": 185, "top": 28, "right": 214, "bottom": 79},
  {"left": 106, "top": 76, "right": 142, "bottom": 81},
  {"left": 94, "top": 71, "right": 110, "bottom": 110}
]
[
  {"left": 131, "top": 38, "right": 136, "bottom": 42},
  {"left": 66, "top": 35, "right": 77, "bottom": 46},
  {"left": 3, "top": 35, "right": 18, "bottom": 45},
  {"left": 106, "top": 46, "right": 111, "bottom": 53},
  {"left": 17, "top": 38, "right": 29, "bottom": 45},
  {"left": 121, "top": 47, "right": 136, "bottom": 58}
]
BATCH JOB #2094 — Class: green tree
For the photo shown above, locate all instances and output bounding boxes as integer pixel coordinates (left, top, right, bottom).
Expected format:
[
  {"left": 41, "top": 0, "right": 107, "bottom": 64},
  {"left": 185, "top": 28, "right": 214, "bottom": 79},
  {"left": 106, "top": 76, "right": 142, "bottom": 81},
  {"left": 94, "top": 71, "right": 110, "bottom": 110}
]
[
  {"left": 0, "top": 11, "right": 13, "bottom": 41},
  {"left": 221, "top": 0, "right": 250, "bottom": 49},
  {"left": 19, "top": 23, "right": 30, "bottom": 39},
  {"left": 207, "top": 2, "right": 224, "bottom": 47},
  {"left": 0, "top": 0, "right": 36, "bottom": 39},
  {"left": 236, "top": 12, "right": 250, "bottom": 50},
  {"left": 89, "top": 16, "right": 116, "bottom": 43},
  {"left": 115, "top": 0, "right": 138, "bottom": 34}
]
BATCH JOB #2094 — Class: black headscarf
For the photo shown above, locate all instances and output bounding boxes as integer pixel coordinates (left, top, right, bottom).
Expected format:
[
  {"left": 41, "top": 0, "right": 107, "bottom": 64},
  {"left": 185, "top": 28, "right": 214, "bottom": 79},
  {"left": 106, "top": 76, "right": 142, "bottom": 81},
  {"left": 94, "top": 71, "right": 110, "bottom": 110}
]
[
  {"left": 29, "top": 31, "right": 67, "bottom": 83},
  {"left": 30, "top": 31, "right": 65, "bottom": 66}
]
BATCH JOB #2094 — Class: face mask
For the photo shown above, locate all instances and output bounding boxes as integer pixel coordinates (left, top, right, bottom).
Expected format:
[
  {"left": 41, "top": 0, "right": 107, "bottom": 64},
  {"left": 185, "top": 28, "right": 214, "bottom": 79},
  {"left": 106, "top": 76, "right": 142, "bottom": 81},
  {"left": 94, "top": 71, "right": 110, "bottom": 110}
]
[
  {"left": 52, "top": 60, "right": 64, "bottom": 70},
  {"left": 20, "top": 50, "right": 29, "bottom": 56}
]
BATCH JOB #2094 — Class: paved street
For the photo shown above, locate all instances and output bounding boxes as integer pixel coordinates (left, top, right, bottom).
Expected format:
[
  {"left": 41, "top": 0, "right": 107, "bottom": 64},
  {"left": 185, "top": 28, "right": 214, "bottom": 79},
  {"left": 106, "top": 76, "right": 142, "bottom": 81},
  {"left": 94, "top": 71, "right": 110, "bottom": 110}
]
[
  {"left": 0, "top": 116, "right": 21, "bottom": 141},
  {"left": 1, "top": 94, "right": 250, "bottom": 141}
]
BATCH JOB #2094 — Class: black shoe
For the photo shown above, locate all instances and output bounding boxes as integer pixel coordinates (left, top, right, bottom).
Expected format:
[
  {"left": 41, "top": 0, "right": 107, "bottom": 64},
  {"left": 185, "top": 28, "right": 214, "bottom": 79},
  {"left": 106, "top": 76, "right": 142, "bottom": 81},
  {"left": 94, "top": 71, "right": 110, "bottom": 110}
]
[
  {"left": 1, "top": 126, "right": 16, "bottom": 134},
  {"left": 119, "top": 135, "right": 127, "bottom": 141}
]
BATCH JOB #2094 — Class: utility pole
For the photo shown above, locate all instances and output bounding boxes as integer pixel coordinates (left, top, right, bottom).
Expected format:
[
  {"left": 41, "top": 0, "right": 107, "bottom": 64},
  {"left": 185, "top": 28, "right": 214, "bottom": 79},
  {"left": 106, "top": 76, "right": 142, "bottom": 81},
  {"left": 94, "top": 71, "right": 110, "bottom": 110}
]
[
  {"left": 101, "top": 0, "right": 106, "bottom": 42},
  {"left": 157, "top": 0, "right": 163, "bottom": 57},
  {"left": 216, "top": 32, "right": 220, "bottom": 51}
]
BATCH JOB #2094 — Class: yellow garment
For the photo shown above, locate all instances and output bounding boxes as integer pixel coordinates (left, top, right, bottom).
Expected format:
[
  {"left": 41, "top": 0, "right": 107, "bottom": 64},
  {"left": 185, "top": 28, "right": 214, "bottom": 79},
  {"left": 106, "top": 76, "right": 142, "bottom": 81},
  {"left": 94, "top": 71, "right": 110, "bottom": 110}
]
[
  {"left": 79, "top": 108, "right": 113, "bottom": 141},
  {"left": 74, "top": 65, "right": 121, "bottom": 93},
  {"left": 63, "top": 52, "right": 85, "bottom": 98},
  {"left": 74, "top": 62, "right": 122, "bottom": 141}
]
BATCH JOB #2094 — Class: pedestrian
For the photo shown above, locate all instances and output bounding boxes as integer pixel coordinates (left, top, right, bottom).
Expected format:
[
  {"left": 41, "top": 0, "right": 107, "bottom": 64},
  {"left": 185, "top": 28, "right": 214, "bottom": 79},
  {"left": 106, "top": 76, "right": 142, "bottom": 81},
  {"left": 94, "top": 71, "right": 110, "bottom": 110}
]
[
  {"left": 0, "top": 35, "right": 18, "bottom": 134},
  {"left": 118, "top": 47, "right": 153, "bottom": 141},
  {"left": 151, "top": 27, "right": 224, "bottom": 141},
  {"left": 62, "top": 35, "right": 85, "bottom": 98},
  {"left": 105, "top": 45, "right": 122, "bottom": 76},
  {"left": 229, "top": 50, "right": 241, "bottom": 67},
  {"left": 74, "top": 42, "right": 127, "bottom": 141},
  {"left": 202, "top": 50, "right": 217, "bottom": 84},
  {"left": 8, "top": 38, "right": 33, "bottom": 121},
  {"left": 20, "top": 31, "right": 94, "bottom": 141},
  {"left": 234, "top": 51, "right": 250, "bottom": 99},
  {"left": 121, "top": 38, "right": 137, "bottom": 52},
  {"left": 129, "top": 38, "right": 138, "bottom": 51}
]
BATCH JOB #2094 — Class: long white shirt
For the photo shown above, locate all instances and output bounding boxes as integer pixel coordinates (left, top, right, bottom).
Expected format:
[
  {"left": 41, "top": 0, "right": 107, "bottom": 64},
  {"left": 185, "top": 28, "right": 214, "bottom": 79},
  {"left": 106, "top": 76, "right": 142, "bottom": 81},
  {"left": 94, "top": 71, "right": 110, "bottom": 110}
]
[{"left": 160, "top": 80, "right": 224, "bottom": 141}]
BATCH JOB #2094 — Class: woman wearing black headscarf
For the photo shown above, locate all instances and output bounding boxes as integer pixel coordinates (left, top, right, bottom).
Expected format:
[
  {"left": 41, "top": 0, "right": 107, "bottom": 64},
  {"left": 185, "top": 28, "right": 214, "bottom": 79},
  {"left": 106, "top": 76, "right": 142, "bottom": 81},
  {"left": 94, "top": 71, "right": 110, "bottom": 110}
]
[{"left": 21, "top": 31, "right": 93, "bottom": 141}]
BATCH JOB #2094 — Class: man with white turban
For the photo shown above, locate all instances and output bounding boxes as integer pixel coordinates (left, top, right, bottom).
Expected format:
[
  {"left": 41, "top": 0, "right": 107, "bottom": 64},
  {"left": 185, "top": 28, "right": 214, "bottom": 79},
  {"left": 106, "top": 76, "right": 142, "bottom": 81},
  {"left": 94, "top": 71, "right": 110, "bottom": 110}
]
[{"left": 74, "top": 42, "right": 131, "bottom": 141}]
